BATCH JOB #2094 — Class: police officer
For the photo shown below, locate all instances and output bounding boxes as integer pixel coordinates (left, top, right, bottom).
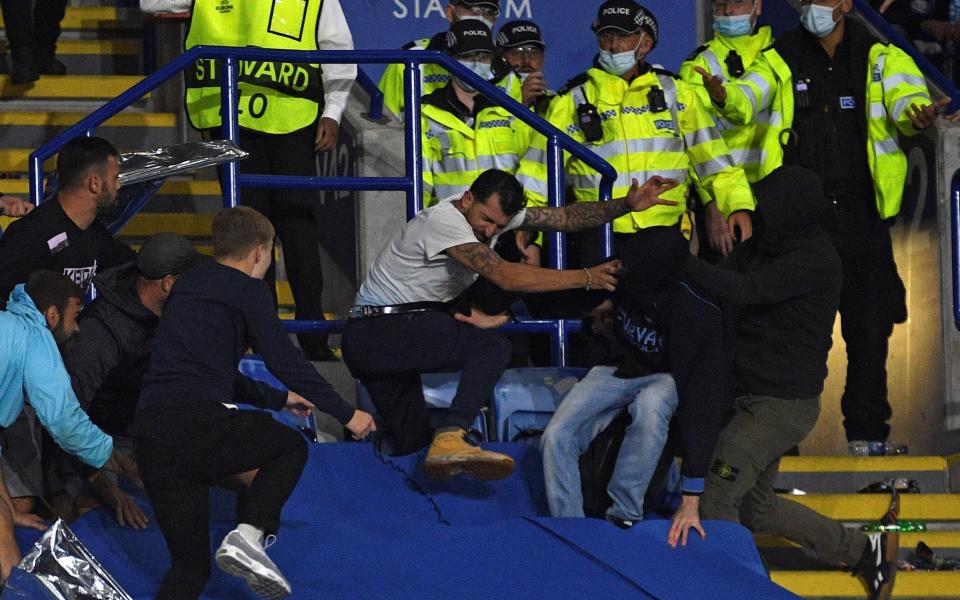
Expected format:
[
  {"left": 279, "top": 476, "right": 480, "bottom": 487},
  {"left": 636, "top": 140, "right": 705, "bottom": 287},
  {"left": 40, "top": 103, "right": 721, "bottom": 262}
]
[
  {"left": 680, "top": 0, "right": 769, "bottom": 257},
  {"left": 701, "top": 0, "right": 955, "bottom": 448},
  {"left": 184, "top": 0, "right": 357, "bottom": 361},
  {"left": 378, "top": 0, "right": 523, "bottom": 121},
  {"left": 516, "top": 0, "right": 753, "bottom": 248},
  {"left": 495, "top": 19, "right": 555, "bottom": 115},
  {"left": 421, "top": 20, "right": 532, "bottom": 208}
]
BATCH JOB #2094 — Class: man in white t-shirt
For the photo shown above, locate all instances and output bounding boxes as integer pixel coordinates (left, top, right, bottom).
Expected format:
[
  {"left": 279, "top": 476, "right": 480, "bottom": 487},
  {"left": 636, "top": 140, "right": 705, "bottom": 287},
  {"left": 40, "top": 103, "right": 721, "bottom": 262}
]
[{"left": 342, "top": 169, "right": 678, "bottom": 481}]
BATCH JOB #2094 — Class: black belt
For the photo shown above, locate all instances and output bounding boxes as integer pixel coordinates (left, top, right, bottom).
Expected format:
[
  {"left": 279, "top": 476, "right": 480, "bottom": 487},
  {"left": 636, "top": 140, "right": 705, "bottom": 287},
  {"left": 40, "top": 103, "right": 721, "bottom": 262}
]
[{"left": 348, "top": 301, "right": 448, "bottom": 319}]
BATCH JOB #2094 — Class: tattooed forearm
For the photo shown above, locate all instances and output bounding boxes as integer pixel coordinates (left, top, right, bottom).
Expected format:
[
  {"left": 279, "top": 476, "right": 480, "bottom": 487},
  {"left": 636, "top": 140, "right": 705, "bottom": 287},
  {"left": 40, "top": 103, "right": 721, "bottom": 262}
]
[
  {"left": 446, "top": 242, "right": 505, "bottom": 277},
  {"left": 520, "top": 198, "right": 629, "bottom": 232}
]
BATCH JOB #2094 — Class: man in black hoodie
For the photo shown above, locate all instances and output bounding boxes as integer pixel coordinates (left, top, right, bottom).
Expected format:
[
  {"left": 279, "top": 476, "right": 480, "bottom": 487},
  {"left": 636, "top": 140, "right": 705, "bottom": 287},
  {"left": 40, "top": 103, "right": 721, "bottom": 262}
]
[
  {"left": 541, "top": 226, "right": 727, "bottom": 546},
  {"left": 60, "top": 233, "right": 203, "bottom": 529},
  {"left": 685, "top": 166, "right": 897, "bottom": 600}
]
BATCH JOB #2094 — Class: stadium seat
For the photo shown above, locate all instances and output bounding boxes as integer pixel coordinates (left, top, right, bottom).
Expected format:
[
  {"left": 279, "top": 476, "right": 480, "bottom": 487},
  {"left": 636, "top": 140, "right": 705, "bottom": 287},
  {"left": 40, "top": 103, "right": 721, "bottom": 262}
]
[
  {"left": 237, "top": 355, "right": 320, "bottom": 441},
  {"left": 492, "top": 367, "right": 587, "bottom": 443}
]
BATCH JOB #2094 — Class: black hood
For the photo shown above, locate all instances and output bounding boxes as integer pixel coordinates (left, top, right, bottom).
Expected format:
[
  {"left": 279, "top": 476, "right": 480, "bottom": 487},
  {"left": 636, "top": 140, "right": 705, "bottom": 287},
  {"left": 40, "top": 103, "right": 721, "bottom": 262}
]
[
  {"left": 90, "top": 262, "right": 158, "bottom": 327},
  {"left": 617, "top": 226, "right": 689, "bottom": 307},
  {"left": 752, "top": 165, "right": 831, "bottom": 254}
]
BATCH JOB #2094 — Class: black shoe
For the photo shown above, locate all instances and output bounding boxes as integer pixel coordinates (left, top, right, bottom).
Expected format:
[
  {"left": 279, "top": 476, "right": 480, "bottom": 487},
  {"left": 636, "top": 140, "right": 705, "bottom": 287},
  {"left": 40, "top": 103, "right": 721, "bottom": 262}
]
[
  {"left": 605, "top": 514, "right": 636, "bottom": 530},
  {"left": 852, "top": 489, "right": 899, "bottom": 600},
  {"left": 10, "top": 52, "right": 38, "bottom": 85},
  {"left": 36, "top": 54, "right": 66, "bottom": 76}
]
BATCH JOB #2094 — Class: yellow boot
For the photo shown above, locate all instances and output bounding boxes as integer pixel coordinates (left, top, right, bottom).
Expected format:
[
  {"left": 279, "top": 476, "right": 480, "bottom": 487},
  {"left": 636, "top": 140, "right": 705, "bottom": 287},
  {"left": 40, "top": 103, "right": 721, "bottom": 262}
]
[{"left": 422, "top": 427, "right": 515, "bottom": 481}]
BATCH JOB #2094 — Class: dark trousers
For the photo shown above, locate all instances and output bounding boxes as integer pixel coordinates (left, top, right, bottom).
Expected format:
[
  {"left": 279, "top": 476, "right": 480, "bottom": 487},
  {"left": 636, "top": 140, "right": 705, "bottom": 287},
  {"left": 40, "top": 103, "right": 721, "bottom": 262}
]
[
  {"left": 828, "top": 202, "right": 905, "bottom": 442},
  {"left": 341, "top": 311, "right": 511, "bottom": 455},
  {"left": 701, "top": 394, "right": 868, "bottom": 566},
  {"left": 1, "top": 0, "right": 66, "bottom": 53},
  {"left": 220, "top": 123, "right": 330, "bottom": 359},
  {"left": 134, "top": 402, "right": 308, "bottom": 600}
]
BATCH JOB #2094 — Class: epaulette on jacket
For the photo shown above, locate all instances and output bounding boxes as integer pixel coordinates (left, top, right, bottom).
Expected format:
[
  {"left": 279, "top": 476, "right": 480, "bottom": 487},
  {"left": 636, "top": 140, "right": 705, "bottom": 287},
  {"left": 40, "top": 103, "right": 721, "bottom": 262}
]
[
  {"left": 558, "top": 72, "right": 590, "bottom": 96},
  {"left": 685, "top": 44, "right": 709, "bottom": 62}
]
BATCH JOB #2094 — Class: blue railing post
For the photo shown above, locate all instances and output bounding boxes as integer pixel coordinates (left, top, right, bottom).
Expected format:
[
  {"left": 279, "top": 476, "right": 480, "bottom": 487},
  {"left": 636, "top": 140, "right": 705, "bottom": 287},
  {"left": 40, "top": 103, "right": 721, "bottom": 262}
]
[
  {"left": 403, "top": 61, "right": 424, "bottom": 219},
  {"left": 546, "top": 135, "right": 565, "bottom": 271},
  {"left": 356, "top": 69, "right": 385, "bottom": 121},
  {"left": 220, "top": 54, "right": 240, "bottom": 208},
  {"left": 600, "top": 181, "right": 614, "bottom": 258}
]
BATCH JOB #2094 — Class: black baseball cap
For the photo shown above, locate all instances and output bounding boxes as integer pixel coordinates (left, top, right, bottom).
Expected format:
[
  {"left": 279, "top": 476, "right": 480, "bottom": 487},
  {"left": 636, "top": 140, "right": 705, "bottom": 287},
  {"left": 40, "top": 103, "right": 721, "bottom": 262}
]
[
  {"left": 444, "top": 20, "right": 495, "bottom": 55},
  {"left": 592, "top": 0, "right": 659, "bottom": 47},
  {"left": 496, "top": 20, "right": 545, "bottom": 49},
  {"left": 136, "top": 233, "right": 204, "bottom": 279},
  {"left": 452, "top": 0, "right": 500, "bottom": 14}
]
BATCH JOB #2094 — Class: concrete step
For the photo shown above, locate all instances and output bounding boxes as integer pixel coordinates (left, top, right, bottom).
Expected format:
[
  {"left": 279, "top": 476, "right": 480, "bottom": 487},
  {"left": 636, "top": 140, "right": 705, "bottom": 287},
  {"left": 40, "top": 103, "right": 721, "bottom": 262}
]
[
  {"left": 0, "top": 39, "right": 142, "bottom": 76},
  {"left": 0, "top": 7, "right": 140, "bottom": 33},
  {"left": 771, "top": 570, "right": 960, "bottom": 599},
  {"left": 0, "top": 112, "right": 176, "bottom": 149},
  {"left": 758, "top": 531, "right": 960, "bottom": 571},
  {"left": 0, "top": 74, "right": 147, "bottom": 100},
  {"left": 777, "top": 456, "right": 950, "bottom": 494},
  {"left": 783, "top": 494, "right": 960, "bottom": 523}
]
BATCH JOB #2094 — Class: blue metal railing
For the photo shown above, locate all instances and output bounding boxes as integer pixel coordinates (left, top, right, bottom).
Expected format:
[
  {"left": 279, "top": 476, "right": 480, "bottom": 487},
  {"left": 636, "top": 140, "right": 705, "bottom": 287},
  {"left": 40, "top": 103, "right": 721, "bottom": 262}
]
[
  {"left": 952, "top": 170, "right": 960, "bottom": 331},
  {"left": 30, "top": 47, "right": 618, "bottom": 365},
  {"left": 854, "top": 0, "right": 960, "bottom": 113}
]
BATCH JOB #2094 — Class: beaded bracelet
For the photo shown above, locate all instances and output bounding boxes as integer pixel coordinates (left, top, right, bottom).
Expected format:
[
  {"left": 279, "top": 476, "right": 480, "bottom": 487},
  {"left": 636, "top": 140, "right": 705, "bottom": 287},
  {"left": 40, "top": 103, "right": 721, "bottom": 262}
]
[{"left": 583, "top": 267, "right": 592, "bottom": 291}]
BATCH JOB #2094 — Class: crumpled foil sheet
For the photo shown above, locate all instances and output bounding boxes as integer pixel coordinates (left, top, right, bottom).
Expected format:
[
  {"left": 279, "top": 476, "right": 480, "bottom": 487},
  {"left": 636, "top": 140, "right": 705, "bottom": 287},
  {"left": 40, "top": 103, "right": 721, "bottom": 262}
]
[
  {"left": 8, "top": 519, "right": 131, "bottom": 600},
  {"left": 118, "top": 139, "right": 248, "bottom": 185}
]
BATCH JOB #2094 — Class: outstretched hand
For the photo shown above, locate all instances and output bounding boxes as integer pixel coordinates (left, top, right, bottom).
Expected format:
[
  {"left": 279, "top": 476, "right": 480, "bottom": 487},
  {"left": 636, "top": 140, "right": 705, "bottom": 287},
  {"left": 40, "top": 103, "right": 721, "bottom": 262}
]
[
  {"left": 907, "top": 97, "right": 955, "bottom": 129},
  {"left": 454, "top": 305, "right": 511, "bottom": 329},
  {"left": 345, "top": 410, "right": 377, "bottom": 440},
  {"left": 668, "top": 495, "right": 706, "bottom": 548},
  {"left": 586, "top": 259, "right": 622, "bottom": 292},
  {"left": 694, "top": 66, "right": 727, "bottom": 105},
  {"left": 624, "top": 177, "right": 679, "bottom": 212},
  {"left": 285, "top": 391, "right": 315, "bottom": 418}
]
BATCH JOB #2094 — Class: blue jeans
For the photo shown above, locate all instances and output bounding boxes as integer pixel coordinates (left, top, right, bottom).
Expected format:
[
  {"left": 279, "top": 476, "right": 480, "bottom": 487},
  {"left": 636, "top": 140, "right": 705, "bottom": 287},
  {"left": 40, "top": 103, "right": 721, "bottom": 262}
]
[{"left": 540, "top": 367, "right": 678, "bottom": 522}]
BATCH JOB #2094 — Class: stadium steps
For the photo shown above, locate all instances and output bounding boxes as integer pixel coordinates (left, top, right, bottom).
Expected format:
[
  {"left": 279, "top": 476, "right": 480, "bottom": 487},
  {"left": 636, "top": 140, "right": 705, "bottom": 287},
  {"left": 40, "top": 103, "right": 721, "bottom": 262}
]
[{"left": 761, "top": 455, "right": 959, "bottom": 599}]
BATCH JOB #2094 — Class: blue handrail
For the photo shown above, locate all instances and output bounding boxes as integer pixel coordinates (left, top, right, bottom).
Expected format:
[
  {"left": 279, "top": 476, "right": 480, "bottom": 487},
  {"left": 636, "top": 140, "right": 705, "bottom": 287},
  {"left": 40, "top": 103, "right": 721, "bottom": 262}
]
[
  {"left": 355, "top": 69, "right": 385, "bottom": 122},
  {"left": 29, "top": 46, "right": 615, "bottom": 364},
  {"left": 854, "top": 0, "right": 960, "bottom": 112},
  {"left": 952, "top": 170, "right": 960, "bottom": 331}
]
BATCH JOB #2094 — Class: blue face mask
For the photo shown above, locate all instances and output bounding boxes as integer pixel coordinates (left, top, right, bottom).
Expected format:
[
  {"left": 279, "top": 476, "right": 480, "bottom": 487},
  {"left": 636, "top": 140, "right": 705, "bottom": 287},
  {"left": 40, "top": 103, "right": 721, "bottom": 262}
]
[
  {"left": 801, "top": 2, "right": 842, "bottom": 38},
  {"left": 713, "top": 14, "right": 754, "bottom": 38},
  {"left": 598, "top": 36, "right": 644, "bottom": 76},
  {"left": 455, "top": 59, "right": 493, "bottom": 92}
]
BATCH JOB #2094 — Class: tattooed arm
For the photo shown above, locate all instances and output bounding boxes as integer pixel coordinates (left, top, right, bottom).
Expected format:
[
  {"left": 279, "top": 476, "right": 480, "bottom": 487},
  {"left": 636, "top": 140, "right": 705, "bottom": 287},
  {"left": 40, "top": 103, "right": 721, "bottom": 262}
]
[
  {"left": 446, "top": 241, "right": 622, "bottom": 293},
  {"left": 519, "top": 176, "right": 679, "bottom": 232}
]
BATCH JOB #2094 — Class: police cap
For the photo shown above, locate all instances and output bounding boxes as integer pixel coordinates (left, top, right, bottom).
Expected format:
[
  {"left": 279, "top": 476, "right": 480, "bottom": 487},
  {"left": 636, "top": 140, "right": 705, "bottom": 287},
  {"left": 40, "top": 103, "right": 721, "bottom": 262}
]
[
  {"left": 496, "top": 20, "right": 545, "bottom": 49},
  {"left": 444, "top": 20, "right": 495, "bottom": 56},
  {"left": 592, "top": 0, "right": 659, "bottom": 47}
]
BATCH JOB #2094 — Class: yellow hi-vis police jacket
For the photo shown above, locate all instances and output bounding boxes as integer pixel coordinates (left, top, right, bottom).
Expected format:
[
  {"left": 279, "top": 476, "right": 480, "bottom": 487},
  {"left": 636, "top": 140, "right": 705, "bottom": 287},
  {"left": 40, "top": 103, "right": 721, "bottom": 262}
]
[
  {"left": 680, "top": 26, "right": 776, "bottom": 185},
  {"left": 378, "top": 35, "right": 524, "bottom": 121},
  {"left": 184, "top": 0, "right": 323, "bottom": 134},
  {"left": 421, "top": 93, "right": 532, "bottom": 207},
  {"left": 515, "top": 66, "right": 754, "bottom": 233},
  {"left": 722, "top": 42, "right": 932, "bottom": 220}
]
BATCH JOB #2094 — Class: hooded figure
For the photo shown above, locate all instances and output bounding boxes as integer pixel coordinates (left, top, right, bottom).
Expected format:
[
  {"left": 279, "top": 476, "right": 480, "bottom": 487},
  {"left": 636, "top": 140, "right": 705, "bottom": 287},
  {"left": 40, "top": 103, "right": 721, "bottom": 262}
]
[{"left": 684, "top": 164, "right": 841, "bottom": 398}]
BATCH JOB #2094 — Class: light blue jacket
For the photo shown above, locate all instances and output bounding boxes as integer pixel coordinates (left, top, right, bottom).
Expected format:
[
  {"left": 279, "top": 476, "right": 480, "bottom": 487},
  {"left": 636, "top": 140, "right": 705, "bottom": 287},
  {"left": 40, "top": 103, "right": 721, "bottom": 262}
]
[{"left": 0, "top": 285, "right": 112, "bottom": 468}]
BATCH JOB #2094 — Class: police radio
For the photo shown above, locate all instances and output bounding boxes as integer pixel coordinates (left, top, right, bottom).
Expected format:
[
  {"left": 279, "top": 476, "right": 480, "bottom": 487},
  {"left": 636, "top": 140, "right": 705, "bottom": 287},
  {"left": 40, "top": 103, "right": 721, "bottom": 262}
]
[
  {"left": 648, "top": 86, "right": 668, "bottom": 113},
  {"left": 725, "top": 50, "right": 745, "bottom": 78},
  {"left": 795, "top": 76, "right": 812, "bottom": 109},
  {"left": 577, "top": 101, "right": 604, "bottom": 143}
]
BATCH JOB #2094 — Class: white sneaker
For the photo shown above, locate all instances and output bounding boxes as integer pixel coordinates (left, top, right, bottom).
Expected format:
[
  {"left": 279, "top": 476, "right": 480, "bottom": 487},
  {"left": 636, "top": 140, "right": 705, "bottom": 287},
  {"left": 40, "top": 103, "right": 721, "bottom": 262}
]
[{"left": 215, "top": 529, "right": 292, "bottom": 599}]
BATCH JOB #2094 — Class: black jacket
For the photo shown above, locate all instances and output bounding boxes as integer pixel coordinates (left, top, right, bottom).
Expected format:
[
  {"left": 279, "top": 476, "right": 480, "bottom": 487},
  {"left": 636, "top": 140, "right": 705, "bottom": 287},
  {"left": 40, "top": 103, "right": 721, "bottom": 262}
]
[
  {"left": 62, "top": 262, "right": 157, "bottom": 436},
  {"left": 588, "top": 227, "right": 729, "bottom": 490},
  {"left": 683, "top": 166, "right": 843, "bottom": 399}
]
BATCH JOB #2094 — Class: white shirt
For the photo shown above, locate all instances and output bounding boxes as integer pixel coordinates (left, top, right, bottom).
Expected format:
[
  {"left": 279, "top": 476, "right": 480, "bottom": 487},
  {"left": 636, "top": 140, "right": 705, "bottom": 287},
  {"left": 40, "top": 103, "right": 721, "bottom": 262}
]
[
  {"left": 355, "top": 197, "right": 526, "bottom": 307},
  {"left": 317, "top": 0, "right": 356, "bottom": 124}
]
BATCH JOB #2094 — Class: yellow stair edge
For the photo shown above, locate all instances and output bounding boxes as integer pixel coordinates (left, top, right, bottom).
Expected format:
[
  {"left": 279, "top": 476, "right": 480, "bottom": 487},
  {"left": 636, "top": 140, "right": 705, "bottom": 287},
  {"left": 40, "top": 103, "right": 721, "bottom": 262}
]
[
  {"left": 0, "top": 75, "right": 148, "bottom": 100},
  {"left": 120, "top": 213, "right": 215, "bottom": 238},
  {"left": 0, "top": 150, "right": 56, "bottom": 172},
  {"left": 783, "top": 494, "right": 960, "bottom": 522},
  {"left": 0, "top": 39, "right": 140, "bottom": 56},
  {"left": 0, "top": 8, "right": 123, "bottom": 30},
  {"left": 780, "top": 456, "right": 948, "bottom": 473},
  {"left": 0, "top": 180, "right": 221, "bottom": 197},
  {"left": 756, "top": 531, "right": 960, "bottom": 549},
  {"left": 771, "top": 570, "right": 960, "bottom": 597},
  {"left": 0, "top": 112, "right": 175, "bottom": 128}
]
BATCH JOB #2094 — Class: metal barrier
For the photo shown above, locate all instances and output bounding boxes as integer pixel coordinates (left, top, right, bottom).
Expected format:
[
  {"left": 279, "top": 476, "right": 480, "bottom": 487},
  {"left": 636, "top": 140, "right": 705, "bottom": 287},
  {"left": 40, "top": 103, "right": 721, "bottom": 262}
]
[
  {"left": 952, "top": 170, "right": 960, "bottom": 331},
  {"left": 29, "top": 46, "right": 618, "bottom": 365}
]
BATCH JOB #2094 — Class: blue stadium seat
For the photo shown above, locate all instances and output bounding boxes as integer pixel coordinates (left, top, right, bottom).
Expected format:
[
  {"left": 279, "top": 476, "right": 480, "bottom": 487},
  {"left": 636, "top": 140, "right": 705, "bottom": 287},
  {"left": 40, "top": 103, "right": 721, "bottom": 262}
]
[
  {"left": 237, "top": 355, "right": 319, "bottom": 441},
  {"left": 356, "top": 372, "right": 489, "bottom": 441},
  {"left": 492, "top": 367, "right": 587, "bottom": 443}
]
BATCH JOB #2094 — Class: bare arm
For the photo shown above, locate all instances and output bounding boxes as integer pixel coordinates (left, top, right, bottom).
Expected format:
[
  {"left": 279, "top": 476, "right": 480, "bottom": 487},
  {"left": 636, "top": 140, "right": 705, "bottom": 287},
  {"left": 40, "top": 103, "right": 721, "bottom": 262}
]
[
  {"left": 446, "top": 242, "right": 621, "bottom": 293},
  {"left": 519, "top": 176, "right": 679, "bottom": 232}
]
